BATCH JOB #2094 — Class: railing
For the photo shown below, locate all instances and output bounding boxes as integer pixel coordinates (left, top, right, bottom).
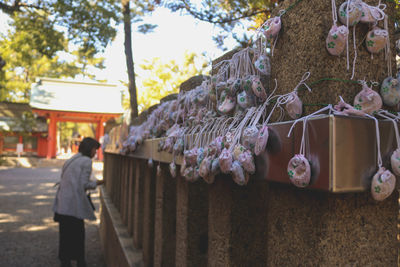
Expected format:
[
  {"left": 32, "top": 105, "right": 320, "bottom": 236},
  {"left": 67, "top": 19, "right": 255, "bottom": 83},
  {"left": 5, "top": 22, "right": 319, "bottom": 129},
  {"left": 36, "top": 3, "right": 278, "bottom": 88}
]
[{"left": 100, "top": 114, "right": 399, "bottom": 266}]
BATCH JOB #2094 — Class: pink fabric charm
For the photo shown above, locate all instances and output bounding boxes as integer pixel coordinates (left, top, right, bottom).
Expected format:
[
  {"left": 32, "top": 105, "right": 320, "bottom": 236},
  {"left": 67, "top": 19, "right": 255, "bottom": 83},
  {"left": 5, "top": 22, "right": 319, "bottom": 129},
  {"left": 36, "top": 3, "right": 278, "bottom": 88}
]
[
  {"left": 237, "top": 91, "right": 251, "bottom": 109},
  {"left": 173, "top": 137, "right": 184, "bottom": 156},
  {"left": 232, "top": 161, "right": 249, "bottom": 186},
  {"left": 242, "top": 76, "right": 253, "bottom": 93},
  {"left": 238, "top": 150, "right": 256, "bottom": 174},
  {"left": 360, "top": 2, "right": 385, "bottom": 24},
  {"left": 326, "top": 24, "right": 349, "bottom": 56},
  {"left": 287, "top": 154, "right": 311, "bottom": 188},
  {"left": 242, "top": 126, "right": 259, "bottom": 152},
  {"left": 254, "top": 125, "right": 269, "bottom": 156},
  {"left": 219, "top": 148, "right": 233, "bottom": 174},
  {"left": 338, "top": 0, "right": 362, "bottom": 26},
  {"left": 169, "top": 162, "right": 177, "bottom": 178},
  {"left": 254, "top": 54, "right": 270, "bottom": 75},
  {"left": 196, "top": 147, "right": 205, "bottom": 166},
  {"left": 286, "top": 92, "right": 303, "bottom": 119},
  {"left": 391, "top": 148, "right": 400, "bottom": 177},
  {"left": 251, "top": 76, "right": 267, "bottom": 101},
  {"left": 199, "top": 156, "right": 212, "bottom": 179},
  {"left": 353, "top": 83, "right": 382, "bottom": 115},
  {"left": 184, "top": 148, "right": 198, "bottom": 166},
  {"left": 334, "top": 97, "right": 366, "bottom": 116},
  {"left": 223, "top": 132, "right": 234, "bottom": 149},
  {"left": 162, "top": 137, "right": 174, "bottom": 153},
  {"left": 365, "top": 26, "right": 388, "bottom": 54},
  {"left": 218, "top": 95, "right": 236, "bottom": 115},
  {"left": 233, "top": 144, "right": 246, "bottom": 161},
  {"left": 262, "top": 16, "right": 281, "bottom": 40},
  {"left": 371, "top": 167, "right": 396, "bottom": 201},
  {"left": 381, "top": 76, "right": 400, "bottom": 107}
]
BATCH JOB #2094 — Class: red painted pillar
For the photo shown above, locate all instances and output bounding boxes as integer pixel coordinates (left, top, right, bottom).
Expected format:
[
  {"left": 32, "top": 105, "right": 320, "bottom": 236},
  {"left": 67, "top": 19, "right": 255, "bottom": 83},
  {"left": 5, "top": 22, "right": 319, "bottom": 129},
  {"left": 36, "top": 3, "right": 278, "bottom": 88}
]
[
  {"left": 96, "top": 118, "right": 105, "bottom": 161},
  {"left": 47, "top": 113, "right": 57, "bottom": 159}
]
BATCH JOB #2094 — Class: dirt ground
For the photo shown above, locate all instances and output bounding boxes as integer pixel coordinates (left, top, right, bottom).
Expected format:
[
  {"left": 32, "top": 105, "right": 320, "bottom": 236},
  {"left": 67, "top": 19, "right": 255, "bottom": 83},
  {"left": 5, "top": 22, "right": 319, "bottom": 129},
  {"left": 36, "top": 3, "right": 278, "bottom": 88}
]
[{"left": 0, "top": 164, "right": 106, "bottom": 267}]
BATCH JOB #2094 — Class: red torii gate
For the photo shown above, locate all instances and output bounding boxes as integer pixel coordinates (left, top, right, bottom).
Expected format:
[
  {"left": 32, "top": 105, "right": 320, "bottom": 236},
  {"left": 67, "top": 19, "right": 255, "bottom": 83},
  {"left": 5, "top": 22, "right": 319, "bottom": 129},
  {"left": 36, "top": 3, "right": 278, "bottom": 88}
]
[{"left": 30, "top": 78, "right": 124, "bottom": 160}]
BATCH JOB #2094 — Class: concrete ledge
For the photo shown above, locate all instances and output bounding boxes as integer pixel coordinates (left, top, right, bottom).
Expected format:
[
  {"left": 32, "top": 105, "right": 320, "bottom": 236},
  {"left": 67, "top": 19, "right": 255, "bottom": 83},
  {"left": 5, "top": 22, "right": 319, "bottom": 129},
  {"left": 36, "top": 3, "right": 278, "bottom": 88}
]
[{"left": 100, "top": 187, "right": 144, "bottom": 267}]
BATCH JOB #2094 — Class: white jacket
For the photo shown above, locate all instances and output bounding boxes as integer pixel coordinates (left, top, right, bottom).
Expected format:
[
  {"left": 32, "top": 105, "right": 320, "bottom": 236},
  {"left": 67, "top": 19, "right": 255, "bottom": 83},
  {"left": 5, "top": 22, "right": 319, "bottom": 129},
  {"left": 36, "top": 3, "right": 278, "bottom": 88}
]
[{"left": 53, "top": 153, "right": 98, "bottom": 220}]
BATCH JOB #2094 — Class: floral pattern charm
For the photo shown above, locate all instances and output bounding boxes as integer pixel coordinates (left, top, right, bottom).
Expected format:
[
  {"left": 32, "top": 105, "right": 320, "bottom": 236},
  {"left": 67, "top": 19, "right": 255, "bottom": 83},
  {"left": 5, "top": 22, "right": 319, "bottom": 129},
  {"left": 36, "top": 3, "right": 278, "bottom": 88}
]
[
  {"left": 286, "top": 92, "right": 303, "bottom": 119},
  {"left": 365, "top": 26, "right": 388, "bottom": 54},
  {"left": 353, "top": 82, "right": 382, "bottom": 115},
  {"left": 287, "top": 154, "right": 311, "bottom": 188},
  {"left": 338, "top": 0, "right": 362, "bottom": 26},
  {"left": 326, "top": 24, "right": 349, "bottom": 56},
  {"left": 380, "top": 76, "right": 400, "bottom": 107},
  {"left": 390, "top": 148, "right": 400, "bottom": 177},
  {"left": 371, "top": 167, "right": 395, "bottom": 201}
]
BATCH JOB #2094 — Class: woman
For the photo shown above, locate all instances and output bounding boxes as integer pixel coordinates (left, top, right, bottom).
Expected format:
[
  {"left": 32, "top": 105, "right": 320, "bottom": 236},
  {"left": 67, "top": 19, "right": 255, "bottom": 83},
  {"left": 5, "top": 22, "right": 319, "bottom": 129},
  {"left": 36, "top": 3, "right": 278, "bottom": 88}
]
[{"left": 53, "top": 137, "right": 104, "bottom": 267}]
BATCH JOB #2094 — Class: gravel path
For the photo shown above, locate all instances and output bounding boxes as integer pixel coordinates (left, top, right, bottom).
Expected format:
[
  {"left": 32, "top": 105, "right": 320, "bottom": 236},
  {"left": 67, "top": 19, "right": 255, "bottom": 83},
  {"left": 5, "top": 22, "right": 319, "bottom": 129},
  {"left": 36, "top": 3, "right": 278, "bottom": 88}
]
[{"left": 0, "top": 166, "right": 106, "bottom": 267}]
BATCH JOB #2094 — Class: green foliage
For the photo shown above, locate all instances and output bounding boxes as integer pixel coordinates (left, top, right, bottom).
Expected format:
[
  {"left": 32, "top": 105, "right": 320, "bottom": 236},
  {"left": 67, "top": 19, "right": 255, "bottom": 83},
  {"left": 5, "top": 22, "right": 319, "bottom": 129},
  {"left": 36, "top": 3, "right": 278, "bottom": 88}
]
[{"left": 137, "top": 51, "right": 208, "bottom": 112}]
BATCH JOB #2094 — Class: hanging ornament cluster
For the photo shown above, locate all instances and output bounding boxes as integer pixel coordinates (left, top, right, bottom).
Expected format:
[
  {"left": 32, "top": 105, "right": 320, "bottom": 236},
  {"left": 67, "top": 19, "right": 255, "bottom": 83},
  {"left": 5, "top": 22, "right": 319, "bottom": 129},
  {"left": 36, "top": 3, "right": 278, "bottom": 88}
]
[{"left": 326, "top": 0, "right": 388, "bottom": 79}]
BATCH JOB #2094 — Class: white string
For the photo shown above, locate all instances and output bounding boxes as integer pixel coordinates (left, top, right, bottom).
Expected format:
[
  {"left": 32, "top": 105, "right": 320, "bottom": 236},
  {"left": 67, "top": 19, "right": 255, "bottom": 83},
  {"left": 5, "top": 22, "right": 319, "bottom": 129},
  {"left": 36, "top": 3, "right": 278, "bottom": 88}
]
[
  {"left": 346, "top": 0, "right": 350, "bottom": 70},
  {"left": 378, "top": 110, "right": 400, "bottom": 149},
  {"left": 332, "top": 0, "right": 337, "bottom": 24},
  {"left": 294, "top": 72, "right": 312, "bottom": 92},
  {"left": 365, "top": 113, "right": 382, "bottom": 167},
  {"left": 351, "top": 25, "right": 357, "bottom": 79}
]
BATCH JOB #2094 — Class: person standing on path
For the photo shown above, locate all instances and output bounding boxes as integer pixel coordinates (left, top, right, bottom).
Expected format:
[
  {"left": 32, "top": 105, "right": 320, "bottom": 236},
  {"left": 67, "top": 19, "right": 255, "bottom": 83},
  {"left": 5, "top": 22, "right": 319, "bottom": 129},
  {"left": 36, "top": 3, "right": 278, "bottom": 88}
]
[{"left": 53, "top": 137, "right": 104, "bottom": 267}]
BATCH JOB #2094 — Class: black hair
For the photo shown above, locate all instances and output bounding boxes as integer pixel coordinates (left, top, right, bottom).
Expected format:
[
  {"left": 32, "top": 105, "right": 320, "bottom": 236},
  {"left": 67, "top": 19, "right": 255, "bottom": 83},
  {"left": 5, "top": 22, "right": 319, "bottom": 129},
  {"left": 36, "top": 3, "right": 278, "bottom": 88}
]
[{"left": 79, "top": 137, "right": 100, "bottom": 157}]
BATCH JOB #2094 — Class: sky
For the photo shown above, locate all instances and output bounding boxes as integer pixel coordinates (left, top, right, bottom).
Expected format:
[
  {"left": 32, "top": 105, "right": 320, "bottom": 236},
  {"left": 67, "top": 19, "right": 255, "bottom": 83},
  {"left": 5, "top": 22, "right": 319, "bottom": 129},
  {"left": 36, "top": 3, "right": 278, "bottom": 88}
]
[{"left": 0, "top": 5, "right": 249, "bottom": 100}]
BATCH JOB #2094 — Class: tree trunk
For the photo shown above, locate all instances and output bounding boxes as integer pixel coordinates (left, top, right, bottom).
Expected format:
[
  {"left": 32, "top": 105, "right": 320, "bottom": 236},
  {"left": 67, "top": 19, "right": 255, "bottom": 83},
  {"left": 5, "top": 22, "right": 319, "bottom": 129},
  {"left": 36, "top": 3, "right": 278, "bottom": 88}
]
[{"left": 122, "top": 0, "right": 139, "bottom": 121}]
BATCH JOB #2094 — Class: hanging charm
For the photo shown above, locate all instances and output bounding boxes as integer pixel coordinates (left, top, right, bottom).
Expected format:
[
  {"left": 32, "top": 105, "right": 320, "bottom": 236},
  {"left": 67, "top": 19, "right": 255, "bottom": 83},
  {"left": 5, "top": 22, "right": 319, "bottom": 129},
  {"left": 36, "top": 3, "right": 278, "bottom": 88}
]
[
  {"left": 326, "top": 25, "right": 349, "bottom": 56},
  {"left": 359, "top": 2, "right": 386, "bottom": 24},
  {"left": 353, "top": 81, "right": 382, "bottom": 114},
  {"left": 338, "top": 0, "right": 362, "bottom": 26},
  {"left": 326, "top": 0, "right": 349, "bottom": 56},
  {"left": 365, "top": 26, "right": 388, "bottom": 54},
  {"left": 380, "top": 75, "right": 400, "bottom": 107},
  {"left": 371, "top": 167, "right": 396, "bottom": 201}
]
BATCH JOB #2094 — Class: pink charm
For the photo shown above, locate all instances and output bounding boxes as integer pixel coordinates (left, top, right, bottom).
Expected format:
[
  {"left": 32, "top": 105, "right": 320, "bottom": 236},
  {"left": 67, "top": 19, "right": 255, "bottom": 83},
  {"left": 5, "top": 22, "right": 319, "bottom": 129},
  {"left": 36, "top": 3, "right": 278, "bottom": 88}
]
[
  {"left": 262, "top": 16, "right": 281, "bottom": 40},
  {"left": 360, "top": 3, "right": 385, "bottom": 24},
  {"left": 334, "top": 97, "right": 366, "bottom": 116},
  {"left": 254, "top": 54, "right": 270, "bottom": 75},
  {"left": 338, "top": 0, "right": 362, "bottom": 26},
  {"left": 287, "top": 154, "right": 311, "bottom": 188},
  {"left": 251, "top": 76, "right": 267, "bottom": 101},
  {"left": 219, "top": 148, "right": 233, "bottom": 174},
  {"left": 218, "top": 95, "right": 236, "bottom": 115},
  {"left": 365, "top": 26, "right": 388, "bottom": 54},
  {"left": 326, "top": 24, "right": 349, "bottom": 56},
  {"left": 353, "top": 83, "right": 382, "bottom": 115},
  {"left": 184, "top": 148, "right": 198, "bottom": 166},
  {"left": 242, "top": 126, "right": 259, "bottom": 152},
  {"left": 199, "top": 156, "right": 212, "bottom": 180},
  {"left": 254, "top": 125, "right": 269, "bottom": 156},
  {"left": 390, "top": 148, "right": 400, "bottom": 177},
  {"left": 371, "top": 167, "right": 396, "bottom": 201},
  {"left": 286, "top": 92, "right": 303, "bottom": 119},
  {"left": 233, "top": 144, "right": 246, "bottom": 161},
  {"left": 238, "top": 150, "right": 256, "bottom": 174},
  {"left": 232, "top": 161, "right": 249, "bottom": 186}
]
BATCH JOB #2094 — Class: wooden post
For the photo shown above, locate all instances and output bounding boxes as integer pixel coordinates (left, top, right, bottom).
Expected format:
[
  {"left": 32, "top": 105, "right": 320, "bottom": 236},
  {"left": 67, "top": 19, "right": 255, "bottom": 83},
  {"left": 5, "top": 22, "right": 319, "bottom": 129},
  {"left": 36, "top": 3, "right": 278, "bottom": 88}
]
[
  {"left": 208, "top": 175, "right": 269, "bottom": 266},
  {"left": 133, "top": 159, "right": 145, "bottom": 248},
  {"left": 142, "top": 161, "right": 156, "bottom": 267},
  {"left": 176, "top": 173, "right": 208, "bottom": 267},
  {"left": 153, "top": 163, "right": 177, "bottom": 267}
]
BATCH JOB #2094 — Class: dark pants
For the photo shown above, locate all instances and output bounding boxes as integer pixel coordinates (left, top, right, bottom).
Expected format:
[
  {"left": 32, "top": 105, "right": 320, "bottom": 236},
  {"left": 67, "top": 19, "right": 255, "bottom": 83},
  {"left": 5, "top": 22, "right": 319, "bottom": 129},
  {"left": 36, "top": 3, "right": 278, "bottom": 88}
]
[{"left": 55, "top": 213, "right": 86, "bottom": 267}]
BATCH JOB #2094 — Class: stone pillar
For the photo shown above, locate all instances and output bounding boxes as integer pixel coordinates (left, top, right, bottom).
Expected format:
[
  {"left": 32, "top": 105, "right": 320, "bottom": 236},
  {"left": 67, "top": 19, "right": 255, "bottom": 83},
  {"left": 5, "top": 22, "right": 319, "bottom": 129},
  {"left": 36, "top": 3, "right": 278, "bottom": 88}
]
[
  {"left": 133, "top": 159, "right": 145, "bottom": 248},
  {"left": 208, "top": 175, "right": 269, "bottom": 266},
  {"left": 176, "top": 173, "right": 208, "bottom": 267},
  {"left": 142, "top": 162, "right": 156, "bottom": 267},
  {"left": 153, "top": 163, "right": 177, "bottom": 267}
]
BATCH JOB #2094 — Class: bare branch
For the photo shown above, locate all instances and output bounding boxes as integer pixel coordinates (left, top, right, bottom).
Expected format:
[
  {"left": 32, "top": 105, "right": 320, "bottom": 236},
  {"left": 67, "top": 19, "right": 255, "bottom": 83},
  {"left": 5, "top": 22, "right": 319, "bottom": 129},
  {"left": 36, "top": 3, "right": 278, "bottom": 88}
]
[{"left": 0, "top": 0, "right": 45, "bottom": 15}]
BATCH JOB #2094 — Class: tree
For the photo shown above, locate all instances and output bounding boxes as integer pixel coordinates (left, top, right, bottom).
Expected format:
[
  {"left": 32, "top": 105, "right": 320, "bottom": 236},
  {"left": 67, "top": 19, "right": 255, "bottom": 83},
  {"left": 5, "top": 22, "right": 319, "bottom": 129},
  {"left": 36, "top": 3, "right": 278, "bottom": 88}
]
[
  {"left": 167, "top": 0, "right": 282, "bottom": 50},
  {"left": 137, "top": 51, "right": 208, "bottom": 112},
  {"left": 0, "top": 0, "right": 120, "bottom": 56},
  {"left": 121, "top": 0, "right": 160, "bottom": 122}
]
